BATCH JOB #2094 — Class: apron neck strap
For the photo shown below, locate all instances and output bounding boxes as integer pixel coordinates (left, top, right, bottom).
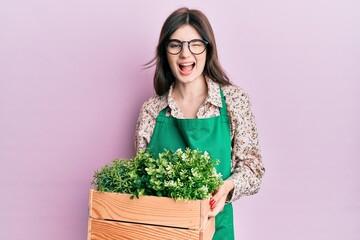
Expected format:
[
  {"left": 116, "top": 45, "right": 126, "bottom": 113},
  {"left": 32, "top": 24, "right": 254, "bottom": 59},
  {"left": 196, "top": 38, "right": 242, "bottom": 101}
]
[
  {"left": 219, "top": 87, "right": 228, "bottom": 116},
  {"left": 159, "top": 106, "right": 167, "bottom": 116}
]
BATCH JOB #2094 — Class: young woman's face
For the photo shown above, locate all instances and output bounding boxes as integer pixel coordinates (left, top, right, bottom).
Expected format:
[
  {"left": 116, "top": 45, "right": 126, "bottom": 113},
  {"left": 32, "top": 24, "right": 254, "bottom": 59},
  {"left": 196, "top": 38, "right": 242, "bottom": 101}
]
[{"left": 166, "top": 25, "right": 207, "bottom": 85}]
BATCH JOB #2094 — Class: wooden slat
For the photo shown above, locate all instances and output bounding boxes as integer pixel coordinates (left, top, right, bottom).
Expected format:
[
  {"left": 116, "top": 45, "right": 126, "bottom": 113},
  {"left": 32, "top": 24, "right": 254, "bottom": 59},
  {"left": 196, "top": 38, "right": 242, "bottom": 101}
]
[
  {"left": 88, "top": 219, "right": 201, "bottom": 240},
  {"left": 87, "top": 218, "right": 92, "bottom": 240},
  {"left": 200, "top": 198, "right": 211, "bottom": 229},
  {"left": 200, "top": 217, "right": 215, "bottom": 240},
  {"left": 89, "top": 189, "right": 210, "bottom": 230}
]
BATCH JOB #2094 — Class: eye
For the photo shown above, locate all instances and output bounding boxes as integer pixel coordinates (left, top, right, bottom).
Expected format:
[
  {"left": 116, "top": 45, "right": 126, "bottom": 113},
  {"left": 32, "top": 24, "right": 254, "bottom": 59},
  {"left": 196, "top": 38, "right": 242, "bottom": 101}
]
[
  {"left": 190, "top": 40, "right": 205, "bottom": 47},
  {"left": 169, "top": 43, "right": 181, "bottom": 48},
  {"left": 168, "top": 41, "right": 182, "bottom": 49}
]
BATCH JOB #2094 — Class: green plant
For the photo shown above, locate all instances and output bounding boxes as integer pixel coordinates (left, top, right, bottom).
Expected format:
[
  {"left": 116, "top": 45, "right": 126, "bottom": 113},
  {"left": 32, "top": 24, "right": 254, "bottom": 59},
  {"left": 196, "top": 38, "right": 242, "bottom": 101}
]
[{"left": 91, "top": 148, "right": 223, "bottom": 200}]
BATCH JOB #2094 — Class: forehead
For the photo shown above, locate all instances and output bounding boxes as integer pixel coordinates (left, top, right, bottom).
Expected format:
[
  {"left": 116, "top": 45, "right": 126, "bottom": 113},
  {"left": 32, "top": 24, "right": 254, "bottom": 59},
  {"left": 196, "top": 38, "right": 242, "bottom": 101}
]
[{"left": 169, "top": 24, "right": 202, "bottom": 40}]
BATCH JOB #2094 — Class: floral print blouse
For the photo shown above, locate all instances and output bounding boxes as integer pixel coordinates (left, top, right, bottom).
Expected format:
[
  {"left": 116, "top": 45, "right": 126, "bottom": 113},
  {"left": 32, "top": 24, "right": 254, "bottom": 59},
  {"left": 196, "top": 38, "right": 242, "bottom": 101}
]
[{"left": 135, "top": 79, "right": 265, "bottom": 202}]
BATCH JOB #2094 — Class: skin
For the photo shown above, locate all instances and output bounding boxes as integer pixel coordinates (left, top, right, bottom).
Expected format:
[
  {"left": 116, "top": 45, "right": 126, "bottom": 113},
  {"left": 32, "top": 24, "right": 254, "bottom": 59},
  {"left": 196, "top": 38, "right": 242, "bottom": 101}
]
[
  {"left": 208, "top": 180, "right": 235, "bottom": 218},
  {"left": 167, "top": 24, "right": 208, "bottom": 118},
  {"left": 167, "top": 24, "right": 235, "bottom": 217}
]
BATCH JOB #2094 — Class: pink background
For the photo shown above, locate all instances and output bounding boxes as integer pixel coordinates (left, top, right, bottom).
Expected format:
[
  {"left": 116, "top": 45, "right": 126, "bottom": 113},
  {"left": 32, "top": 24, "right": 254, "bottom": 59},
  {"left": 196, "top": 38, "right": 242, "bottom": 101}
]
[{"left": 1, "top": 1, "right": 359, "bottom": 239}]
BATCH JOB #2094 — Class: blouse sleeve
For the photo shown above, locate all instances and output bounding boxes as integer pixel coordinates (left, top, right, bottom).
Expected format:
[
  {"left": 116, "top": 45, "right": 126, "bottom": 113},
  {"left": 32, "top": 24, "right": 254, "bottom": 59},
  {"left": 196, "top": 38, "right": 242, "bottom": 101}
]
[
  {"left": 134, "top": 98, "right": 158, "bottom": 153},
  {"left": 225, "top": 87, "right": 265, "bottom": 202}
]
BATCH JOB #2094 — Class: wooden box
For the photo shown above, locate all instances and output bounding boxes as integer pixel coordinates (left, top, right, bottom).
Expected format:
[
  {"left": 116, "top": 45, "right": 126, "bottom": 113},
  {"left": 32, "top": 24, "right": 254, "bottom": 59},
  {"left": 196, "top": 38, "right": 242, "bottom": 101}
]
[{"left": 87, "top": 189, "right": 215, "bottom": 240}]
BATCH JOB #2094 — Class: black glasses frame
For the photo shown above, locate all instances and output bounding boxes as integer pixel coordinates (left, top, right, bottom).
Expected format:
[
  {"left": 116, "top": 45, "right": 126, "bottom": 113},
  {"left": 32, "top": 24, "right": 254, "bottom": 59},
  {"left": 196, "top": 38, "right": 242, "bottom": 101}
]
[{"left": 166, "top": 39, "right": 209, "bottom": 55}]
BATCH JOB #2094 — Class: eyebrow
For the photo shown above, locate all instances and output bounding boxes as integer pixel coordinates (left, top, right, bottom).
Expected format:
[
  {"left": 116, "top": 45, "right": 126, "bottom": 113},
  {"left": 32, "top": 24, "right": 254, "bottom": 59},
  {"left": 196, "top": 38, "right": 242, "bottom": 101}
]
[{"left": 168, "top": 38, "right": 204, "bottom": 42}]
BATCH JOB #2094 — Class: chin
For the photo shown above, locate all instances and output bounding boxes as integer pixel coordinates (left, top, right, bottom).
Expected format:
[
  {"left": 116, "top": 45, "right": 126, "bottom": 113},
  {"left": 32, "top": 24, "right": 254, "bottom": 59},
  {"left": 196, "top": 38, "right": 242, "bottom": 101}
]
[{"left": 175, "top": 74, "right": 204, "bottom": 84}]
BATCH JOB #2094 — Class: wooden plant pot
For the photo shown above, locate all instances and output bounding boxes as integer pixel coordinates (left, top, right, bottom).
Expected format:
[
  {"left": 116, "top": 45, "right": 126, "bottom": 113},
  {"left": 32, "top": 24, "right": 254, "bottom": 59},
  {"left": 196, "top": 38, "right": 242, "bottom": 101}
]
[{"left": 87, "top": 189, "right": 215, "bottom": 240}]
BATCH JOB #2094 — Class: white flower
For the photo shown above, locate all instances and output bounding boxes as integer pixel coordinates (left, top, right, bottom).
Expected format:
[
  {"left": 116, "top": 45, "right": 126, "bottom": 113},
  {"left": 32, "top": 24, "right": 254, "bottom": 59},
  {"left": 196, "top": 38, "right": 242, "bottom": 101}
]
[
  {"left": 191, "top": 168, "right": 200, "bottom": 178},
  {"left": 199, "top": 185, "right": 209, "bottom": 194},
  {"left": 164, "top": 180, "right": 177, "bottom": 187}
]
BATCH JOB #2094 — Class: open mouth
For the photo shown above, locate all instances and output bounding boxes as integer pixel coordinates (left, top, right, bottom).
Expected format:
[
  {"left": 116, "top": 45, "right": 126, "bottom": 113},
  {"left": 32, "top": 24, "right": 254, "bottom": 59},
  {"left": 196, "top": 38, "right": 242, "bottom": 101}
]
[{"left": 179, "top": 63, "right": 195, "bottom": 73}]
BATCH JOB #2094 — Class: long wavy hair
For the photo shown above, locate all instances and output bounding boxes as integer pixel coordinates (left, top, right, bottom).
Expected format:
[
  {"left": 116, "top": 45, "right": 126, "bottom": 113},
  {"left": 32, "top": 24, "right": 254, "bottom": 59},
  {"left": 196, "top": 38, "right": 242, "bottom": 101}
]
[{"left": 146, "top": 7, "right": 231, "bottom": 96}]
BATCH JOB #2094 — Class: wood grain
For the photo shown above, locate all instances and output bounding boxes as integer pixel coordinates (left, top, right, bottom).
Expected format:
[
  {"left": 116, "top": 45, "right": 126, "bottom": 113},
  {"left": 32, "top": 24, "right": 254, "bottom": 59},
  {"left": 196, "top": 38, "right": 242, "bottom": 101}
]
[
  {"left": 89, "top": 219, "right": 205, "bottom": 240},
  {"left": 88, "top": 190, "right": 215, "bottom": 240},
  {"left": 89, "top": 189, "right": 210, "bottom": 229},
  {"left": 200, "top": 217, "right": 215, "bottom": 240}
]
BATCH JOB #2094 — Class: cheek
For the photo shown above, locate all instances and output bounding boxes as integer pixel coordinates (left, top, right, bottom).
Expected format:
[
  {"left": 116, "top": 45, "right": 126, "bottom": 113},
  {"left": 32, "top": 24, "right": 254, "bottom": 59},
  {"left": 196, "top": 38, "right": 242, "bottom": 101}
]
[
  {"left": 167, "top": 55, "right": 177, "bottom": 67},
  {"left": 197, "top": 54, "right": 207, "bottom": 69}
]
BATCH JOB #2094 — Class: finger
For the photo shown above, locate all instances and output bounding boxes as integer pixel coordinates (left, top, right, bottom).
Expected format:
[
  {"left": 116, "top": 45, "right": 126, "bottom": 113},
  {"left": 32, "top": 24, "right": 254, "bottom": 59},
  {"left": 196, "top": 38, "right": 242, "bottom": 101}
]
[
  {"left": 208, "top": 195, "right": 226, "bottom": 217},
  {"left": 208, "top": 204, "right": 224, "bottom": 217},
  {"left": 209, "top": 186, "right": 226, "bottom": 207}
]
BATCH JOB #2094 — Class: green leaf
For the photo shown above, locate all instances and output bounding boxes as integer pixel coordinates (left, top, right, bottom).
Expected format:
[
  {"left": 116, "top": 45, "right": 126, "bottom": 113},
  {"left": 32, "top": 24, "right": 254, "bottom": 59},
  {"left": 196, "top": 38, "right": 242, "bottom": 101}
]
[{"left": 91, "top": 148, "right": 223, "bottom": 200}]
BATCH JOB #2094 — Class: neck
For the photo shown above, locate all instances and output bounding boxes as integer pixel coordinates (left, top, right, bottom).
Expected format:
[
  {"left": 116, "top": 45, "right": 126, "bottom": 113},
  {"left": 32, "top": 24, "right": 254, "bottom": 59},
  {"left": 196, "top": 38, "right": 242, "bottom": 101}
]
[{"left": 173, "top": 77, "right": 208, "bottom": 100}]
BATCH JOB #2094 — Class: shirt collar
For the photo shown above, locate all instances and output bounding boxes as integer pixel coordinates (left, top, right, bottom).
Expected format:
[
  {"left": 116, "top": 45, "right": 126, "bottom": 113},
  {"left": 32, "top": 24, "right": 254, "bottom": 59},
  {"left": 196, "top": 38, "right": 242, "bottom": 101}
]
[
  {"left": 165, "top": 78, "right": 222, "bottom": 111},
  {"left": 158, "top": 94, "right": 169, "bottom": 112},
  {"left": 167, "top": 85, "right": 179, "bottom": 115},
  {"left": 205, "top": 78, "right": 222, "bottom": 108}
]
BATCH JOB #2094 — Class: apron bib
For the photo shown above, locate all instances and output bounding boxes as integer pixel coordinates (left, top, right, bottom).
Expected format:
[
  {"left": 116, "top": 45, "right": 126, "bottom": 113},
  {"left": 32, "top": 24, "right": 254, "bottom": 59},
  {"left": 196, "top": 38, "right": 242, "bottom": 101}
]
[{"left": 148, "top": 88, "right": 235, "bottom": 240}]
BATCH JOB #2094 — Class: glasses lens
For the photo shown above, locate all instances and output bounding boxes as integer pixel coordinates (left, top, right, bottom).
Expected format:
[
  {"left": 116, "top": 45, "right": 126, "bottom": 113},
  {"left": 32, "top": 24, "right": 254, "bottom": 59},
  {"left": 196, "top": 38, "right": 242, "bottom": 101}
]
[
  {"left": 166, "top": 40, "right": 182, "bottom": 55},
  {"left": 189, "top": 40, "right": 207, "bottom": 54}
]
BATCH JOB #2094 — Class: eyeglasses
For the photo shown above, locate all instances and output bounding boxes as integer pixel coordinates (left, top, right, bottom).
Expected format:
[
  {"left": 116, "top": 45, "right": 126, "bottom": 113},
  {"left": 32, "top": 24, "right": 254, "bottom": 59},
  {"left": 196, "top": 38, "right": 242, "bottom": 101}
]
[{"left": 166, "top": 39, "right": 208, "bottom": 55}]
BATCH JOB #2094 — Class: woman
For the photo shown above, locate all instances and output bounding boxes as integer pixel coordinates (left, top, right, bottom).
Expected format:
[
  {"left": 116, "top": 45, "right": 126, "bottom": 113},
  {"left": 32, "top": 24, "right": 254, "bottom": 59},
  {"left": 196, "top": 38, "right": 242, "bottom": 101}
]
[{"left": 135, "top": 7, "right": 265, "bottom": 239}]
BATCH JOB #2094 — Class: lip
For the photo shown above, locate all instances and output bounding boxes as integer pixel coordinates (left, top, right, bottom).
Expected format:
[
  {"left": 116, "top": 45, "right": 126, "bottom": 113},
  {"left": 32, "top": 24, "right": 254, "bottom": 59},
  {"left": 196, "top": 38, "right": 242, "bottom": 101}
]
[{"left": 178, "top": 62, "right": 195, "bottom": 76}]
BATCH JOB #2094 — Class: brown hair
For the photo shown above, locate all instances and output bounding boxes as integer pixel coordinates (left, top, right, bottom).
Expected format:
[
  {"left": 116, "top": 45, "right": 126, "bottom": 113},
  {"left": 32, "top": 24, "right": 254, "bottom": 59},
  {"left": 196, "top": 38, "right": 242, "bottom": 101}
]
[{"left": 146, "top": 7, "right": 231, "bottom": 96}]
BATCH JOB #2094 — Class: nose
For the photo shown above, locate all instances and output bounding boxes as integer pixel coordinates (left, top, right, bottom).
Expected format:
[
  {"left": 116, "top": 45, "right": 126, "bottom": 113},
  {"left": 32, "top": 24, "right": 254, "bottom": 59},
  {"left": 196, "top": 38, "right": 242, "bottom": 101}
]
[{"left": 179, "top": 42, "right": 191, "bottom": 58}]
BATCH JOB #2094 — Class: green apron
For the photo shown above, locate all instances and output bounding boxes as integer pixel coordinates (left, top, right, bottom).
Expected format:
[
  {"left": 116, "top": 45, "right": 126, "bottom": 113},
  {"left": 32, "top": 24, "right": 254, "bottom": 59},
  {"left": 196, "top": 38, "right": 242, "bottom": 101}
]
[{"left": 148, "top": 88, "right": 235, "bottom": 240}]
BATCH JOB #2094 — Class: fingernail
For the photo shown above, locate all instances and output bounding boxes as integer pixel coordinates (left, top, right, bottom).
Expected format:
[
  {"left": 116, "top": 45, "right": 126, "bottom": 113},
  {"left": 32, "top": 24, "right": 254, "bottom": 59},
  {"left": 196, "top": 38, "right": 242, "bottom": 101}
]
[{"left": 209, "top": 199, "right": 215, "bottom": 206}]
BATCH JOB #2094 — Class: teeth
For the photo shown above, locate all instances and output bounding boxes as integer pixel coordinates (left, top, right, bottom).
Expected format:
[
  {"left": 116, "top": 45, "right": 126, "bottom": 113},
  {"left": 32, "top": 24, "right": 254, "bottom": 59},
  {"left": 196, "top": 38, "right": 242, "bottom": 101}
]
[{"left": 180, "top": 63, "right": 193, "bottom": 66}]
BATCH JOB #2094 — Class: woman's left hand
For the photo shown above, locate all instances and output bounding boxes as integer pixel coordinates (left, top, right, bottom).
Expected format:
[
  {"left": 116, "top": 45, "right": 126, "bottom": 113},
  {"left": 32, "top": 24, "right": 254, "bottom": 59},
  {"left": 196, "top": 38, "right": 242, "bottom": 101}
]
[{"left": 208, "top": 180, "right": 234, "bottom": 217}]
